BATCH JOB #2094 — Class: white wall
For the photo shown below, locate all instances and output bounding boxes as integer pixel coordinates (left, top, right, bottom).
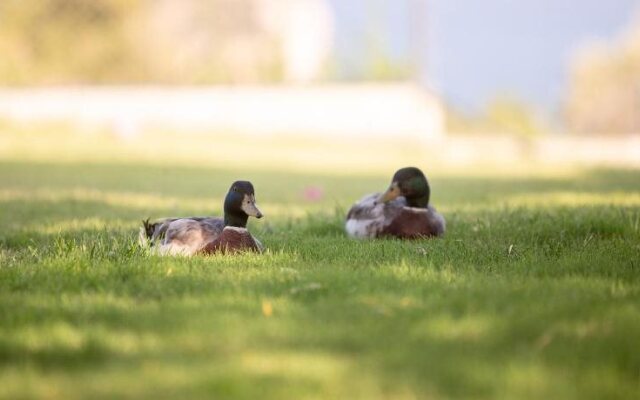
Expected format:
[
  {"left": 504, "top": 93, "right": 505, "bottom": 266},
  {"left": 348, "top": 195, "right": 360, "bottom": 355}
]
[{"left": 0, "top": 85, "right": 445, "bottom": 139}]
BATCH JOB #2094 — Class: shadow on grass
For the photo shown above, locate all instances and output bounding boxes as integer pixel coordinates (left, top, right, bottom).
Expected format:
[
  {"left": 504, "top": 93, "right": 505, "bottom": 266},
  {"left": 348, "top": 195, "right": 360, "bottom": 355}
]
[
  {"left": 1, "top": 160, "right": 639, "bottom": 202},
  {"left": 1, "top": 161, "right": 639, "bottom": 398}
]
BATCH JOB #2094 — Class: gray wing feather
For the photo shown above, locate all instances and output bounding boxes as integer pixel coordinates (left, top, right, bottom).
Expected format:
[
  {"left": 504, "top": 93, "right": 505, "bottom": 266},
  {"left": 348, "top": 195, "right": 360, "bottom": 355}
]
[{"left": 345, "top": 193, "right": 406, "bottom": 238}]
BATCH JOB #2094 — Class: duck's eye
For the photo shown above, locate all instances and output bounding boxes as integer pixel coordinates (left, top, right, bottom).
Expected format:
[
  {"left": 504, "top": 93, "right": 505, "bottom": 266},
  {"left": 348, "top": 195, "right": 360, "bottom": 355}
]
[{"left": 233, "top": 187, "right": 237, "bottom": 192}]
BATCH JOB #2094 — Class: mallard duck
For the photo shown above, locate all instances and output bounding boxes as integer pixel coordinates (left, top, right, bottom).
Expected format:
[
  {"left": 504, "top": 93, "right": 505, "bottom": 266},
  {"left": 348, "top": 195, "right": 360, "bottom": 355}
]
[
  {"left": 345, "top": 167, "right": 445, "bottom": 239},
  {"left": 140, "top": 181, "right": 264, "bottom": 255}
]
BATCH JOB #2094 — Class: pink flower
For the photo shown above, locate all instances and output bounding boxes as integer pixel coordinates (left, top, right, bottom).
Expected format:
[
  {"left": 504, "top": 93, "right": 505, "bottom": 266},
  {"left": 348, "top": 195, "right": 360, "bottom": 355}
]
[{"left": 303, "top": 186, "right": 324, "bottom": 202}]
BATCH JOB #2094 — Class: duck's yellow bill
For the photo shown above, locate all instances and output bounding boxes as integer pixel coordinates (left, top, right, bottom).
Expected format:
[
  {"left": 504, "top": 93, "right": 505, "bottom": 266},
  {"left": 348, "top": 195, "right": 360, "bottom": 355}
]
[{"left": 378, "top": 182, "right": 401, "bottom": 203}]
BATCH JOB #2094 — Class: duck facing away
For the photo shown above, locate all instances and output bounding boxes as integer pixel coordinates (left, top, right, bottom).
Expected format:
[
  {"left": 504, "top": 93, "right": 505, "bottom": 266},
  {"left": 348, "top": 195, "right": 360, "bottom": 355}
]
[
  {"left": 345, "top": 167, "right": 445, "bottom": 239},
  {"left": 140, "top": 181, "right": 264, "bottom": 255}
]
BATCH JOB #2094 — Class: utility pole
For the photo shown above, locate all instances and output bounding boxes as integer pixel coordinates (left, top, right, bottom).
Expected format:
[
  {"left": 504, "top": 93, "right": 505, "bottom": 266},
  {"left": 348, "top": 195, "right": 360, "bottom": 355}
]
[{"left": 408, "top": 0, "right": 429, "bottom": 87}]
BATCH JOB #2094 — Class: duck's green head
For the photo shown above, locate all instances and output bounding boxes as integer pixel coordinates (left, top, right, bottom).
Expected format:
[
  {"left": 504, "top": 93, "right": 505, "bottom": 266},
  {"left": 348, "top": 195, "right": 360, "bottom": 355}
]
[
  {"left": 378, "top": 167, "right": 430, "bottom": 208},
  {"left": 224, "top": 181, "right": 263, "bottom": 228}
]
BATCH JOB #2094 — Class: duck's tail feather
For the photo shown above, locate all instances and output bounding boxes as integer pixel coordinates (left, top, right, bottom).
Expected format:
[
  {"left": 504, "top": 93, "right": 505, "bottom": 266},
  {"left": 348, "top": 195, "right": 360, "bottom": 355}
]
[{"left": 139, "top": 218, "right": 158, "bottom": 247}]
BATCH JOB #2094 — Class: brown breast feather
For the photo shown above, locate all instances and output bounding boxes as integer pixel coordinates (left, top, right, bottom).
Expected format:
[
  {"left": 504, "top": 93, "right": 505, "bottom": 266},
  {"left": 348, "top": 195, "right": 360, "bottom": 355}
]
[
  {"left": 380, "top": 208, "right": 443, "bottom": 239},
  {"left": 200, "top": 228, "right": 260, "bottom": 254}
]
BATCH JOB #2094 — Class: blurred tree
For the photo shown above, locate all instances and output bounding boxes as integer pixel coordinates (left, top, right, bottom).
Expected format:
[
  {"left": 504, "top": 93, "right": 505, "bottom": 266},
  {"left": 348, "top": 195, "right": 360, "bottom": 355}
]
[
  {"left": 565, "top": 19, "right": 640, "bottom": 134},
  {"left": 445, "top": 97, "right": 545, "bottom": 138},
  {"left": 0, "top": 0, "right": 284, "bottom": 84},
  {"left": 486, "top": 97, "right": 542, "bottom": 138},
  {"left": 0, "top": 0, "right": 145, "bottom": 84},
  {"left": 0, "top": 0, "right": 423, "bottom": 85},
  {"left": 335, "top": 0, "right": 410, "bottom": 81}
]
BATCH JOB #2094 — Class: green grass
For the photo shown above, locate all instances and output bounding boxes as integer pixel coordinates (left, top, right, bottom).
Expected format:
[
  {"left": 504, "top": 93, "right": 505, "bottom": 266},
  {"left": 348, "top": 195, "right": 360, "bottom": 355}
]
[{"left": 1, "top": 160, "right": 639, "bottom": 399}]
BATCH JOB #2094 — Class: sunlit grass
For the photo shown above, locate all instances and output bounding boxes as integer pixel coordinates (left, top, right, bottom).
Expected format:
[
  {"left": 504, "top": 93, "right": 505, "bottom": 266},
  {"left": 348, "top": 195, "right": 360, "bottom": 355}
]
[
  {"left": 0, "top": 131, "right": 639, "bottom": 399},
  {"left": 0, "top": 123, "right": 429, "bottom": 175},
  {"left": 0, "top": 122, "right": 610, "bottom": 177}
]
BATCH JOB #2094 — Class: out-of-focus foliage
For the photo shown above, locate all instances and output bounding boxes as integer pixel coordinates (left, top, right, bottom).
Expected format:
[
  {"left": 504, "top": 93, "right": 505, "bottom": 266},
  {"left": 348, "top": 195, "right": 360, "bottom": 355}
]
[
  {"left": 0, "top": 0, "right": 416, "bottom": 85},
  {"left": 0, "top": 0, "right": 155, "bottom": 84},
  {"left": 0, "top": 0, "right": 143, "bottom": 84},
  {"left": 565, "top": 19, "right": 640, "bottom": 134},
  {"left": 485, "top": 97, "right": 543, "bottom": 138},
  {"left": 446, "top": 97, "right": 545, "bottom": 137},
  {"left": 0, "top": 0, "right": 284, "bottom": 85},
  {"left": 363, "top": 48, "right": 412, "bottom": 81}
]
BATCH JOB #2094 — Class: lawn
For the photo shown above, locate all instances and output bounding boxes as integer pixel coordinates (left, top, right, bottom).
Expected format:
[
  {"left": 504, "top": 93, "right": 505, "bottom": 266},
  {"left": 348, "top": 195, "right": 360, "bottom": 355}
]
[{"left": 0, "top": 152, "right": 639, "bottom": 399}]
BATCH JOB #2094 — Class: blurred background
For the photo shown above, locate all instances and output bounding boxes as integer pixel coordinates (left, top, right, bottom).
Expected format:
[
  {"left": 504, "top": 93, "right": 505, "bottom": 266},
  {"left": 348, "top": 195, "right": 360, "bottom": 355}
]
[
  {"left": 3, "top": 3, "right": 640, "bottom": 398},
  {"left": 0, "top": 0, "right": 639, "bottom": 171}
]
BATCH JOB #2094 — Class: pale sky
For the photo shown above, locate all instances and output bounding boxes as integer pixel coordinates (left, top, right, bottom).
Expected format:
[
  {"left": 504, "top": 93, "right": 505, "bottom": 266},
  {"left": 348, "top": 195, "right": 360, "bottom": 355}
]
[{"left": 329, "top": 0, "right": 640, "bottom": 114}]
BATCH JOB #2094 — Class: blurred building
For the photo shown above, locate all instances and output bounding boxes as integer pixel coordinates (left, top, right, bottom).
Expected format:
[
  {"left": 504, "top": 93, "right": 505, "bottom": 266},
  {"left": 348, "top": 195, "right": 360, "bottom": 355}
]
[
  {"left": 257, "top": 0, "right": 334, "bottom": 83},
  {"left": 0, "top": 0, "right": 444, "bottom": 139}
]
